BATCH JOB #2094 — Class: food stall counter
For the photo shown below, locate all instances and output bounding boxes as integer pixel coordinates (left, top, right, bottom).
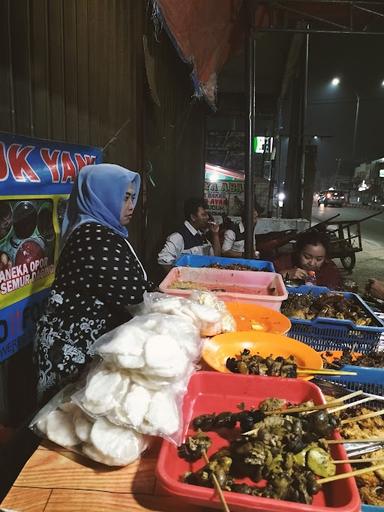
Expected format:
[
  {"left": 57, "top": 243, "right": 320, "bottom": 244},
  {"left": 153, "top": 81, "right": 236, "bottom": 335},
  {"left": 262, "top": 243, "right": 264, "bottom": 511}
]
[{"left": 0, "top": 440, "right": 209, "bottom": 512}]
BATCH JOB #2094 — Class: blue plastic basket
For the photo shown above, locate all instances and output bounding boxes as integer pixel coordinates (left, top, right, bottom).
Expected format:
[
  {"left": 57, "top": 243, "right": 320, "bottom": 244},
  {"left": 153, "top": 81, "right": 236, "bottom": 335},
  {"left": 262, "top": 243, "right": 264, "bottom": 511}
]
[
  {"left": 285, "top": 286, "right": 384, "bottom": 353},
  {"left": 322, "top": 365, "right": 384, "bottom": 402},
  {"left": 175, "top": 255, "right": 275, "bottom": 272}
]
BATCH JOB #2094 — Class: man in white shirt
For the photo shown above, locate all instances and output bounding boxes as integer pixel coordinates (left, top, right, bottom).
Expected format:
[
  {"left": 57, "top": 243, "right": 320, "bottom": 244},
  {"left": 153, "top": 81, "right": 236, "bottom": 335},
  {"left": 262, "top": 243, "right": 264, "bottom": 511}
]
[
  {"left": 221, "top": 204, "right": 263, "bottom": 258},
  {"left": 158, "top": 198, "right": 221, "bottom": 271}
]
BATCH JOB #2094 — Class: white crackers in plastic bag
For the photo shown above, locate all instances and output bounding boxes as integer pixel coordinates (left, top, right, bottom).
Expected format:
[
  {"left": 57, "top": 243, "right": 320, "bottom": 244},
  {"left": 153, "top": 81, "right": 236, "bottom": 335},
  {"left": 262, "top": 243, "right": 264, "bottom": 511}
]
[
  {"left": 143, "top": 291, "right": 236, "bottom": 336},
  {"left": 32, "top": 308, "right": 204, "bottom": 453},
  {"left": 29, "top": 384, "right": 149, "bottom": 467},
  {"left": 74, "top": 313, "right": 201, "bottom": 444}
]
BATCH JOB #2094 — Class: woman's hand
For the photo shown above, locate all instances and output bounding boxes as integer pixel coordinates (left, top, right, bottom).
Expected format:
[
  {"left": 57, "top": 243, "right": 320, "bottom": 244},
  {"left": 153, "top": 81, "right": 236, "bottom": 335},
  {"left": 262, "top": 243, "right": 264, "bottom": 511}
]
[{"left": 283, "top": 267, "right": 308, "bottom": 281}]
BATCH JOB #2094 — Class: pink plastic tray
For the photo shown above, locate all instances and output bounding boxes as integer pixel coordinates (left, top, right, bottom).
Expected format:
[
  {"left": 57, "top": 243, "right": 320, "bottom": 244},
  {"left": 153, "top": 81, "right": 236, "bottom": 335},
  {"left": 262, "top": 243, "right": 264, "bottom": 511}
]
[
  {"left": 156, "top": 372, "right": 360, "bottom": 512},
  {"left": 159, "top": 267, "right": 288, "bottom": 311}
]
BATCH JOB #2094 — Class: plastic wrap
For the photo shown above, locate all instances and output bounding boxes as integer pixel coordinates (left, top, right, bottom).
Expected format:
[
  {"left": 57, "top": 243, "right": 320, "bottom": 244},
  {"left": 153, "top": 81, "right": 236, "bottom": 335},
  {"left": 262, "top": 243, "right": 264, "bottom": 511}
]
[
  {"left": 94, "top": 313, "right": 201, "bottom": 371},
  {"left": 190, "top": 290, "right": 237, "bottom": 332},
  {"left": 31, "top": 307, "right": 204, "bottom": 456},
  {"left": 75, "top": 312, "right": 202, "bottom": 444},
  {"left": 30, "top": 384, "right": 149, "bottom": 466},
  {"left": 143, "top": 291, "right": 236, "bottom": 336}
]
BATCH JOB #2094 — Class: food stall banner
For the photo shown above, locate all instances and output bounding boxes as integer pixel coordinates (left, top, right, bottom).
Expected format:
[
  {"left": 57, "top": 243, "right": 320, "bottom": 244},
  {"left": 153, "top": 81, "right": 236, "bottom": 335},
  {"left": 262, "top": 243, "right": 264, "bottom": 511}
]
[
  {"left": 0, "top": 133, "right": 102, "bottom": 362},
  {"left": 205, "top": 180, "right": 244, "bottom": 217}
]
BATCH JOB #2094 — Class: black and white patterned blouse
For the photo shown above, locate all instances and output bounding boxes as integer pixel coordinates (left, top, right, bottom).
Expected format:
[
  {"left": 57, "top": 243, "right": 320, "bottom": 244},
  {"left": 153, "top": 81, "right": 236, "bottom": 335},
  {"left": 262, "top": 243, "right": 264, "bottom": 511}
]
[{"left": 34, "top": 222, "right": 152, "bottom": 400}]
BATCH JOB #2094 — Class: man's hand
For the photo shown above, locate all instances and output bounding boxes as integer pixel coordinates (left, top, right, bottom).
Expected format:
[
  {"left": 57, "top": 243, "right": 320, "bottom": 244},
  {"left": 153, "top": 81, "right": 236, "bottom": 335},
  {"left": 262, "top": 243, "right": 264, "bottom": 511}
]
[{"left": 208, "top": 221, "right": 220, "bottom": 235}]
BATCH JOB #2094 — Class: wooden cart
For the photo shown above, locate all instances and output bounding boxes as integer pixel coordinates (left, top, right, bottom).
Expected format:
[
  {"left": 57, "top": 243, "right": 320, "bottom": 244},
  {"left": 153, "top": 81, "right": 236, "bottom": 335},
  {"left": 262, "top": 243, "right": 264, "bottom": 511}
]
[
  {"left": 256, "top": 210, "right": 383, "bottom": 271},
  {"left": 320, "top": 211, "right": 383, "bottom": 271}
]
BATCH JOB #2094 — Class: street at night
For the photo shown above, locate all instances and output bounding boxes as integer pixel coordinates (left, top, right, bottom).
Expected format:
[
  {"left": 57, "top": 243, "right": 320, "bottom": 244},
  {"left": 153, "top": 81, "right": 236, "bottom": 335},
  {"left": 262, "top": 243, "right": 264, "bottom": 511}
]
[{"left": 312, "top": 205, "right": 384, "bottom": 289}]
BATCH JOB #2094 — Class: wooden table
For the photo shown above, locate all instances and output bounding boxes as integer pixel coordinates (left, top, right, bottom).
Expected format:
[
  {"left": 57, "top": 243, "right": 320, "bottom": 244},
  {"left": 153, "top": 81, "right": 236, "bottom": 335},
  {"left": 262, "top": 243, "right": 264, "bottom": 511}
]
[{"left": 1, "top": 440, "right": 211, "bottom": 512}]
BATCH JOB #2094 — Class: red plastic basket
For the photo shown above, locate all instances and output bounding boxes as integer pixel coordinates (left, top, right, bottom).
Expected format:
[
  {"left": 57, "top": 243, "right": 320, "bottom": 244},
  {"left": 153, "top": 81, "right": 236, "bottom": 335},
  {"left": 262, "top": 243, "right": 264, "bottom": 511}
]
[{"left": 156, "top": 372, "right": 361, "bottom": 512}]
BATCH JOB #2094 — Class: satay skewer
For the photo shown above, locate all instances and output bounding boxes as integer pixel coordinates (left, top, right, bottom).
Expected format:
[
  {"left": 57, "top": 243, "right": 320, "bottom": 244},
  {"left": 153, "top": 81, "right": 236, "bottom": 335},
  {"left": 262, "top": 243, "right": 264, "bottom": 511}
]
[
  {"left": 329, "top": 396, "right": 378, "bottom": 413},
  {"left": 201, "top": 450, "right": 231, "bottom": 512},
  {"left": 263, "top": 400, "right": 342, "bottom": 416},
  {"left": 242, "top": 391, "right": 365, "bottom": 435},
  {"left": 326, "top": 437, "right": 384, "bottom": 445},
  {"left": 317, "top": 462, "right": 384, "bottom": 484},
  {"left": 340, "top": 408, "right": 384, "bottom": 425},
  {"left": 263, "top": 390, "right": 363, "bottom": 416},
  {"left": 296, "top": 368, "right": 357, "bottom": 376},
  {"left": 333, "top": 457, "right": 384, "bottom": 464}
]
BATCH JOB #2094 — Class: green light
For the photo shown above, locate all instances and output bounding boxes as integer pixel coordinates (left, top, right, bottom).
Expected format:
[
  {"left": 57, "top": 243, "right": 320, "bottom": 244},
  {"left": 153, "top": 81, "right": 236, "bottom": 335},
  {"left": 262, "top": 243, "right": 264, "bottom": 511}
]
[{"left": 252, "top": 136, "right": 258, "bottom": 153}]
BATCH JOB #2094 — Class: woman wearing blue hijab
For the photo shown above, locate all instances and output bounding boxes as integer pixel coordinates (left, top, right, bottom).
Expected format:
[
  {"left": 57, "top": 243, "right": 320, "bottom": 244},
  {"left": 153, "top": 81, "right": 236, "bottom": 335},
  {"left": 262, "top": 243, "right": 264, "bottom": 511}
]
[{"left": 35, "top": 164, "right": 152, "bottom": 402}]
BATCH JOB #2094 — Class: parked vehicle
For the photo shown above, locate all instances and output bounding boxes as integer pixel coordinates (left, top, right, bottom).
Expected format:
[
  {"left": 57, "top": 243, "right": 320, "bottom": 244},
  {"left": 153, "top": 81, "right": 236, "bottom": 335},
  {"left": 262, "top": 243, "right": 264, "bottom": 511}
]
[{"left": 318, "top": 190, "right": 346, "bottom": 207}]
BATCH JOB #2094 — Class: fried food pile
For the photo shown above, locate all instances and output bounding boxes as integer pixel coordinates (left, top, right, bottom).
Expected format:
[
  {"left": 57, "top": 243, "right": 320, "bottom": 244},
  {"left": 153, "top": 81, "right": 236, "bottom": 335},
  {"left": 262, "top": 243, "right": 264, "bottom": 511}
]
[
  {"left": 323, "top": 350, "right": 384, "bottom": 369},
  {"left": 355, "top": 448, "right": 384, "bottom": 507},
  {"left": 330, "top": 401, "right": 384, "bottom": 506},
  {"left": 169, "top": 281, "right": 209, "bottom": 291},
  {"left": 205, "top": 263, "right": 271, "bottom": 272},
  {"left": 281, "top": 293, "right": 373, "bottom": 325},
  {"left": 178, "top": 398, "right": 340, "bottom": 504},
  {"left": 226, "top": 349, "right": 297, "bottom": 378}
]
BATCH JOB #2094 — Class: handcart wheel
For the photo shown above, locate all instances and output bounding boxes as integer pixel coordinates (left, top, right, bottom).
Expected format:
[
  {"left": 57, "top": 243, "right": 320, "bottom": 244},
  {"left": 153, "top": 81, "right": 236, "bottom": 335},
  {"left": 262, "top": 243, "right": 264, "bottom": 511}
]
[{"left": 340, "top": 253, "right": 356, "bottom": 272}]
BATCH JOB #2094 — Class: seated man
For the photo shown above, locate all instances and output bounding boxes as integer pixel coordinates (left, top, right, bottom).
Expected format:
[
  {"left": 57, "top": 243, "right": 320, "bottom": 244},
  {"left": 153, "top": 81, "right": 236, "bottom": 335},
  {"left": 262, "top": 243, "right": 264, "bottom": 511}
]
[
  {"left": 158, "top": 197, "right": 221, "bottom": 271},
  {"left": 221, "top": 205, "right": 262, "bottom": 258}
]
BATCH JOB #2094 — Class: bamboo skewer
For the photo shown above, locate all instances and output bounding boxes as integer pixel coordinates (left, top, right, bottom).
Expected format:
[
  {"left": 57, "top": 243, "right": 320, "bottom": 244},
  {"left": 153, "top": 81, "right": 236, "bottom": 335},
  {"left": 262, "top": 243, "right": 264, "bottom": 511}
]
[
  {"left": 335, "top": 390, "right": 364, "bottom": 401},
  {"left": 202, "top": 450, "right": 230, "bottom": 512},
  {"left": 296, "top": 368, "right": 357, "bottom": 376},
  {"left": 340, "top": 408, "right": 384, "bottom": 425},
  {"left": 264, "top": 391, "right": 363, "bottom": 416},
  {"left": 333, "top": 457, "right": 384, "bottom": 464},
  {"left": 263, "top": 400, "right": 342, "bottom": 417},
  {"left": 329, "top": 396, "right": 378, "bottom": 413},
  {"left": 317, "top": 462, "right": 384, "bottom": 484},
  {"left": 243, "top": 391, "right": 365, "bottom": 435},
  {"left": 327, "top": 437, "right": 384, "bottom": 445}
]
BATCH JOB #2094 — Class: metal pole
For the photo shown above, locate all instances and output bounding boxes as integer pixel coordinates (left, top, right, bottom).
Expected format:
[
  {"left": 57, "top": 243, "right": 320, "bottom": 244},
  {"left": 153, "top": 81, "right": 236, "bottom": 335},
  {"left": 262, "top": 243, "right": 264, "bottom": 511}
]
[
  {"left": 301, "top": 26, "right": 310, "bottom": 214},
  {"left": 244, "top": 33, "right": 256, "bottom": 258},
  {"left": 7, "top": 0, "right": 16, "bottom": 132},
  {"left": 257, "top": 28, "right": 384, "bottom": 35},
  {"left": 352, "top": 92, "right": 360, "bottom": 161}
]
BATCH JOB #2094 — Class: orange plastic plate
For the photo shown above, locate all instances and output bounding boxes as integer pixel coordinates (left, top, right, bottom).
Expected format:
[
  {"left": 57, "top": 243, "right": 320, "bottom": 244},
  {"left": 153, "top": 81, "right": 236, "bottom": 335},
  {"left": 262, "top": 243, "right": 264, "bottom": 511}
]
[
  {"left": 226, "top": 301, "right": 291, "bottom": 334},
  {"left": 203, "top": 331, "right": 323, "bottom": 380}
]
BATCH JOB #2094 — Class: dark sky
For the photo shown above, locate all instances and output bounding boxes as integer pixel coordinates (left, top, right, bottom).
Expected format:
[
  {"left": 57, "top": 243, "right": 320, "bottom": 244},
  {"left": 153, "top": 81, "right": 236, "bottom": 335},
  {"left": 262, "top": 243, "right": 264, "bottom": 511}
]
[{"left": 307, "top": 33, "right": 384, "bottom": 181}]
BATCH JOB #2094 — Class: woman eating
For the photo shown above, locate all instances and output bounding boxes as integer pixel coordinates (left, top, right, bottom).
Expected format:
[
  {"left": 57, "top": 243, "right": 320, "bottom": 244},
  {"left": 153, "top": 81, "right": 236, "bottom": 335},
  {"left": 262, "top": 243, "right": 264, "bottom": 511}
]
[
  {"left": 273, "top": 231, "right": 342, "bottom": 289},
  {"left": 34, "top": 164, "right": 153, "bottom": 402}
]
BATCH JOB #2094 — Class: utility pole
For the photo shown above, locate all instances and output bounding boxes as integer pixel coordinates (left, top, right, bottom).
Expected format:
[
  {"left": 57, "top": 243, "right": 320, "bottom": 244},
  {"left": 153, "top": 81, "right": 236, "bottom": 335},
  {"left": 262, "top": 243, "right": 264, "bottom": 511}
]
[{"left": 352, "top": 92, "right": 360, "bottom": 161}]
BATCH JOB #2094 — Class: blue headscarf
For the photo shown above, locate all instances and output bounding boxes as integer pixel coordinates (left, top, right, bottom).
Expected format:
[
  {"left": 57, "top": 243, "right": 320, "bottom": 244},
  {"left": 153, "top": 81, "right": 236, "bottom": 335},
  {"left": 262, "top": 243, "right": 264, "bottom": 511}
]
[{"left": 61, "top": 164, "right": 141, "bottom": 244}]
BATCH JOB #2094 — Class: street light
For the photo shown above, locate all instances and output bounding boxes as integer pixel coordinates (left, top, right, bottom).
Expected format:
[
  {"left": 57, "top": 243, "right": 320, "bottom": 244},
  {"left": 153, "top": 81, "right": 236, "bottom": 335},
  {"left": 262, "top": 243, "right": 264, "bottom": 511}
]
[
  {"left": 330, "top": 77, "right": 359, "bottom": 161},
  {"left": 381, "top": 80, "right": 384, "bottom": 87}
]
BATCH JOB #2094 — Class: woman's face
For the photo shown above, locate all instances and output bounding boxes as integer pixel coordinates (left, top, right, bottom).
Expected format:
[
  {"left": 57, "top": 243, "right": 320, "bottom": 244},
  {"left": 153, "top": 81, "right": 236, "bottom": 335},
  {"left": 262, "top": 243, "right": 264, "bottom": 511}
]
[
  {"left": 298, "top": 243, "right": 326, "bottom": 271},
  {"left": 120, "top": 185, "right": 136, "bottom": 226}
]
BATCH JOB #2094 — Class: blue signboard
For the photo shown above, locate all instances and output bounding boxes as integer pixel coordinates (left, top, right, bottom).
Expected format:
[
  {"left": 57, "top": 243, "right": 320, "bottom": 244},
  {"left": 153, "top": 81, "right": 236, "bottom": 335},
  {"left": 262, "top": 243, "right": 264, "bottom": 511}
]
[{"left": 0, "top": 133, "right": 102, "bottom": 361}]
